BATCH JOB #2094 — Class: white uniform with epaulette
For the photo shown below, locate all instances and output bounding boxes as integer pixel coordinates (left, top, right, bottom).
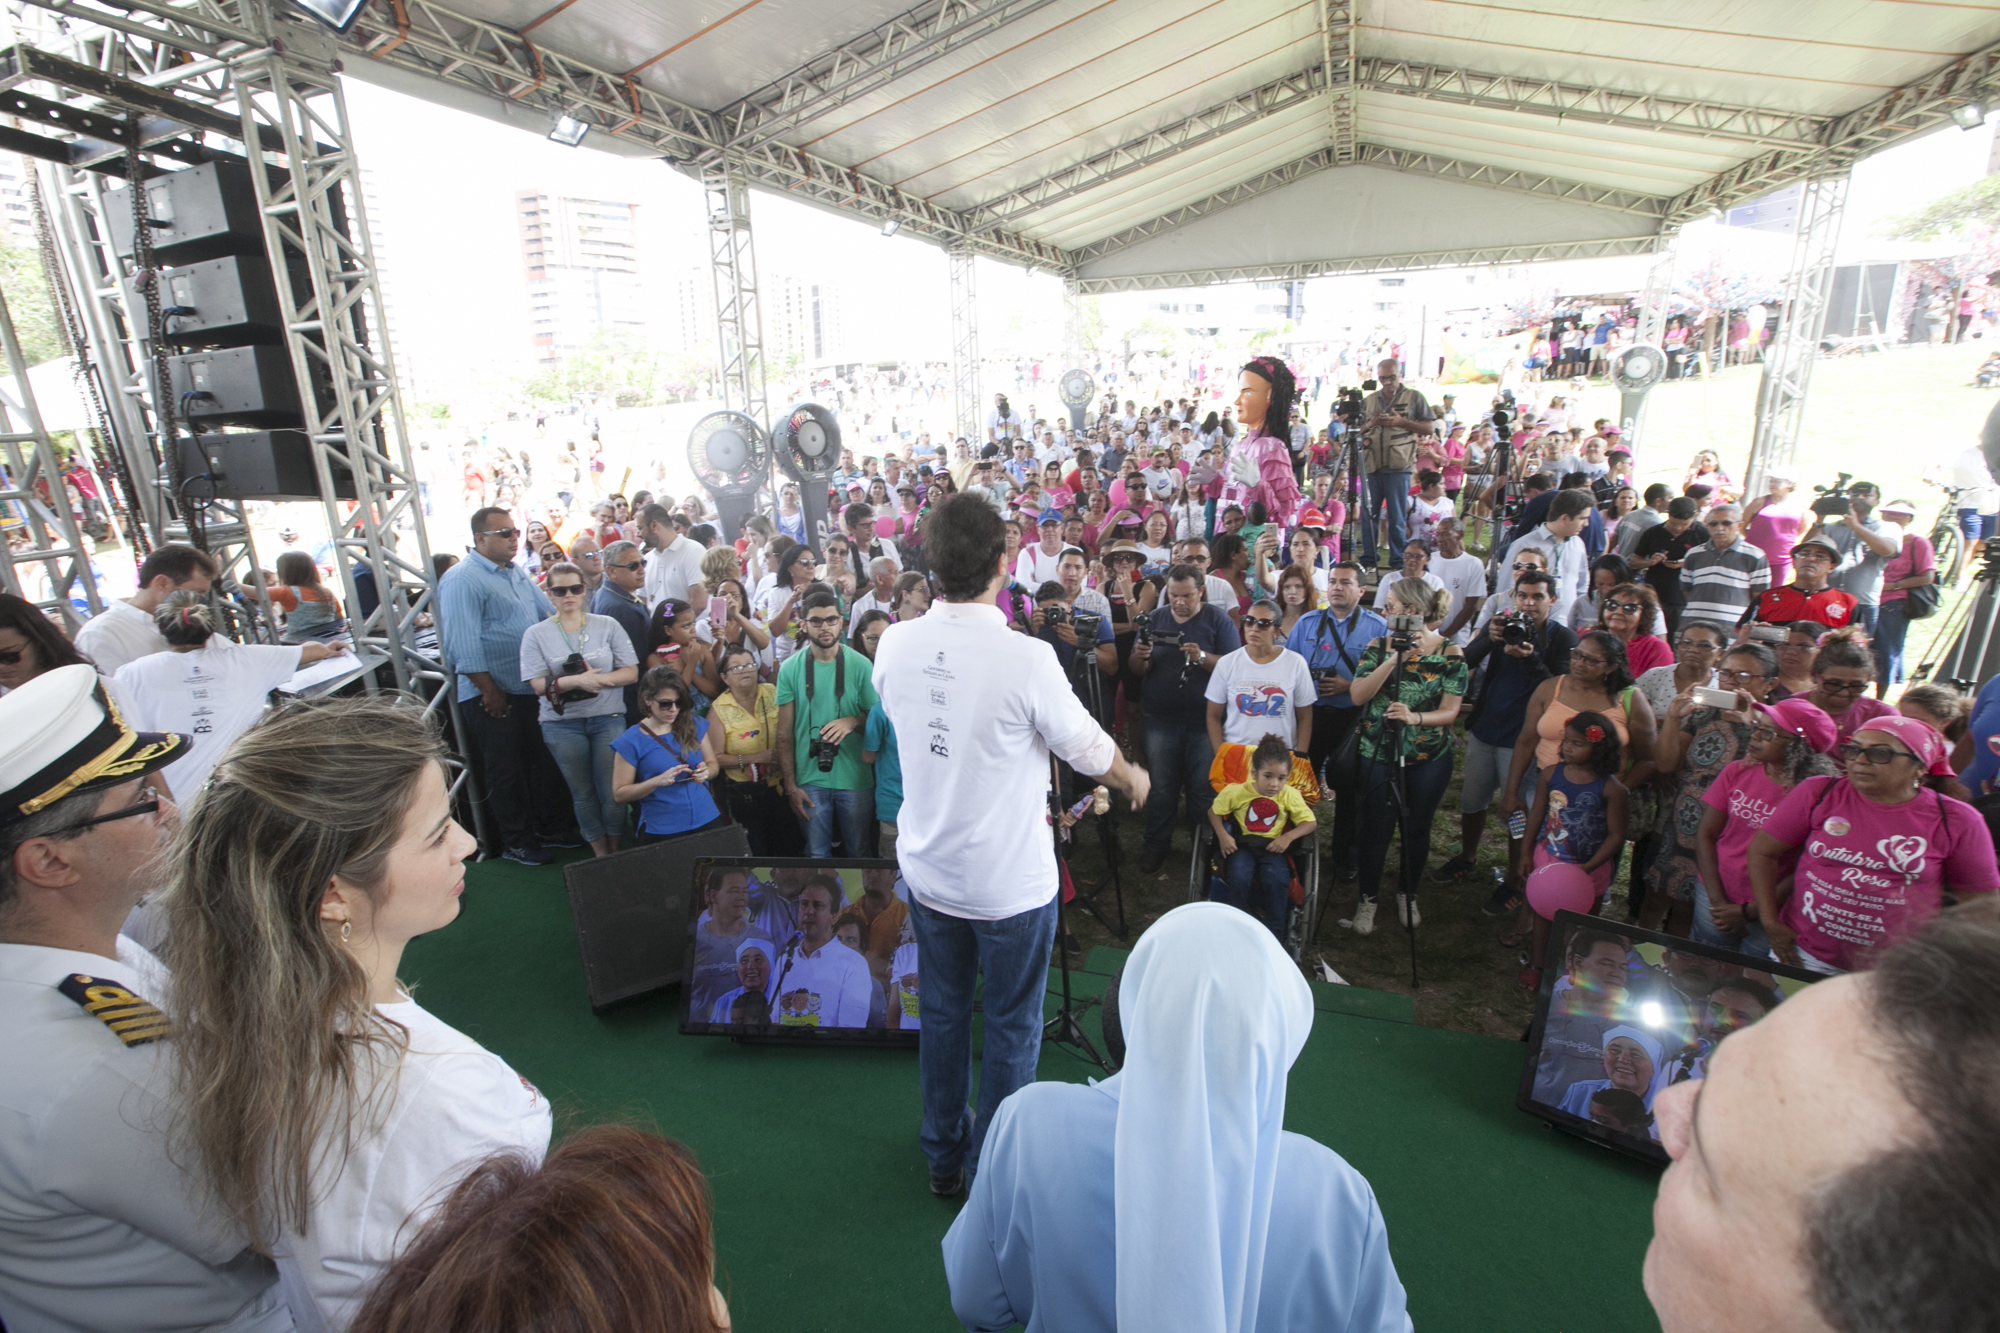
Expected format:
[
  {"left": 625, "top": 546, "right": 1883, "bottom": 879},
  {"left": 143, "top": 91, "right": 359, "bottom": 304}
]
[{"left": 0, "top": 936, "right": 293, "bottom": 1332}]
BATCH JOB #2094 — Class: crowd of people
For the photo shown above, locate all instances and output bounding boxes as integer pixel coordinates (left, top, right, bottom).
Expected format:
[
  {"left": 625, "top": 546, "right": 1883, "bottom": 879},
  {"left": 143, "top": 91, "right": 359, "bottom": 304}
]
[{"left": 5, "top": 344, "right": 2000, "bottom": 1332}]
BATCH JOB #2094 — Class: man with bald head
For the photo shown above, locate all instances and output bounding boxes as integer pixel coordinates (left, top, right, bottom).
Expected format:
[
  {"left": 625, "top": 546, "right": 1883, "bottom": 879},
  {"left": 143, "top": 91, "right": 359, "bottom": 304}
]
[{"left": 1644, "top": 903, "right": 2000, "bottom": 1333}]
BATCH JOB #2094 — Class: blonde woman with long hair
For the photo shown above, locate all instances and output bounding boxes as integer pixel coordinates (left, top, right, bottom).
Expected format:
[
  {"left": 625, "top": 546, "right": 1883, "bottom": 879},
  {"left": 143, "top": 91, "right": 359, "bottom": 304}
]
[{"left": 161, "top": 699, "right": 550, "bottom": 1332}]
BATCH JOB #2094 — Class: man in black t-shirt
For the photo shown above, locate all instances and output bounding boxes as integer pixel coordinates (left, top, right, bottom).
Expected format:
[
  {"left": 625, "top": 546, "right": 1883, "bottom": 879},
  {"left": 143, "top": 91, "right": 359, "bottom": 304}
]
[
  {"left": 1130, "top": 565, "right": 1242, "bottom": 872},
  {"left": 1631, "top": 497, "right": 1705, "bottom": 637}
]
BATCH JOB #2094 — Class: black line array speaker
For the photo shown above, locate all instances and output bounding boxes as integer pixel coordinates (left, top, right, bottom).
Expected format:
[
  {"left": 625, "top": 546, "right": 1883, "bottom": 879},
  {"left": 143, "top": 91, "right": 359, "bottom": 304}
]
[
  {"left": 175, "top": 430, "right": 354, "bottom": 502},
  {"left": 564, "top": 822, "right": 751, "bottom": 1012},
  {"left": 166, "top": 344, "right": 303, "bottom": 428},
  {"left": 136, "top": 254, "right": 288, "bottom": 347},
  {"left": 106, "top": 159, "right": 265, "bottom": 265}
]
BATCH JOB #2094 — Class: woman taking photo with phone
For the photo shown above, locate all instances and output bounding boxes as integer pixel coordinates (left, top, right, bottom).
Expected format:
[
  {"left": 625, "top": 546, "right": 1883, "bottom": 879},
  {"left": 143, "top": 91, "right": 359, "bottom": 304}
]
[
  {"left": 161, "top": 700, "right": 551, "bottom": 1331},
  {"left": 611, "top": 665, "right": 721, "bottom": 844},
  {"left": 520, "top": 562, "right": 639, "bottom": 859}
]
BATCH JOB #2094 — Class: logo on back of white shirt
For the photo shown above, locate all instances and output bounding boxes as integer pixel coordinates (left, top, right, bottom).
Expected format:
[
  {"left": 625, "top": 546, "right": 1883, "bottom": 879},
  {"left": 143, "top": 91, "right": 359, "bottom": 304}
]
[{"left": 930, "top": 733, "right": 950, "bottom": 757}]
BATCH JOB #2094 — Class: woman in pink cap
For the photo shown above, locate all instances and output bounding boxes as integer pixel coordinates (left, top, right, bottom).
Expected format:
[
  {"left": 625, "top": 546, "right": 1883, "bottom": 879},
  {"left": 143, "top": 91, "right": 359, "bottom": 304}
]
[
  {"left": 1692, "top": 698, "right": 1840, "bottom": 957},
  {"left": 1749, "top": 715, "right": 1999, "bottom": 973}
]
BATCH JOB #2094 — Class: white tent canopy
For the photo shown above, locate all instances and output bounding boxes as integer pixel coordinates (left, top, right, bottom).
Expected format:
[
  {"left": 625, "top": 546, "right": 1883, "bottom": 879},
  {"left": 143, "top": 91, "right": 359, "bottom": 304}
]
[{"left": 337, "top": 0, "right": 2000, "bottom": 289}]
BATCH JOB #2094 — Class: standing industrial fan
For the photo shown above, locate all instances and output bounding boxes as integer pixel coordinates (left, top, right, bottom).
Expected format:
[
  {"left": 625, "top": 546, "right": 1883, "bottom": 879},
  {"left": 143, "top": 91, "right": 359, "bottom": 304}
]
[
  {"left": 772, "top": 401, "right": 842, "bottom": 554},
  {"left": 1058, "top": 367, "right": 1095, "bottom": 433},
  {"left": 686, "top": 410, "right": 769, "bottom": 543},
  {"left": 1609, "top": 343, "right": 1667, "bottom": 446}
]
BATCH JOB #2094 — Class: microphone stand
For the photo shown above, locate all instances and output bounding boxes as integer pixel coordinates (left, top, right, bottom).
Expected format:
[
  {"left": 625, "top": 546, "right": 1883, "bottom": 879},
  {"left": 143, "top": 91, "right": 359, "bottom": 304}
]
[
  {"left": 1044, "top": 752, "right": 1110, "bottom": 1072},
  {"left": 1375, "top": 634, "right": 1422, "bottom": 990}
]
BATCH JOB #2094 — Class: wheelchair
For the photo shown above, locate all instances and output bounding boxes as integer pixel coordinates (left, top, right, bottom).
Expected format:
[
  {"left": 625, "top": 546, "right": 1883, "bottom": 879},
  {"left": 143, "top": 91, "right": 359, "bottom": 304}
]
[{"left": 1186, "top": 744, "right": 1324, "bottom": 961}]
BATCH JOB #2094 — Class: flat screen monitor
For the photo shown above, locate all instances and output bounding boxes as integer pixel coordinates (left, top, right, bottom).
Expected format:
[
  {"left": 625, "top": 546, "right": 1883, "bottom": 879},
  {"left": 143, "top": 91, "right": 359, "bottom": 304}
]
[
  {"left": 1518, "top": 910, "right": 1824, "bottom": 1165},
  {"left": 680, "top": 858, "right": 916, "bottom": 1046}
]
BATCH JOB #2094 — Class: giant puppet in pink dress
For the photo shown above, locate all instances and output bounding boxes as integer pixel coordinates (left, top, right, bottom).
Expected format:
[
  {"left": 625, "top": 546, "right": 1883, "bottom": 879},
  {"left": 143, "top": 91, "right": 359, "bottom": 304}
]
[{"left": 1220, "top": 355, "right": 1303, "bottom": 527}]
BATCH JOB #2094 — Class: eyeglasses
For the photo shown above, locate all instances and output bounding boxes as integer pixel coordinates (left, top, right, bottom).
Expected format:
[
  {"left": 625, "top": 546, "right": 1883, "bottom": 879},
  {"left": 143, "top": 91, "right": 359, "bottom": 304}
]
[
  {"left": 478, "top": 528, "right": 519, "bottom": 539},
  {"left": 1569, "top": 651, "right": 1608, "bottom": 667},
  {"left": 1510, "top": 561, "right": 1540, "bottom": 571},
  {"left": 647, "top": 697, "right": 684, "bottom": 711},
  {"left": 1816, "top": 677, "right": 1869, "bottom": 694},
  {"left": 547, "top": 583, "right": 585, "bottom": 596},
  {"left": 1749, "top": 725, "right": 1780, "bottom": 743},
  {"left": 607, "top": 560, "right": 644, "bottom": 572},
  {"left": 1716, "top": 668, "right": 1769, "bottom": 684},
  {"left": 1838, "top": 740, "right": 1914, "bottom": 766},
  {"left": 725, "top": 660, "right": 757, "bottom": 673},
  {"left": 803, "top": 615, "right": 845, "bottom": 629},
  {"left": 1243, "top": 616, "right": 1280, "bottom": 630},
  {"left": 1602, "top": 600, "right": 1644, "bottom": 615},
  {"left": 43, "top": 780, "right": 164, "bottom": 835}
]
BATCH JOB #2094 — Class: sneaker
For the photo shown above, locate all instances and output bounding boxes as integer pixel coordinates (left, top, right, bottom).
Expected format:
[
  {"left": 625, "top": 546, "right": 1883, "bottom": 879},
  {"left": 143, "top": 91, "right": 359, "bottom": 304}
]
[
  {"left": 1352, "top": 900, "right": 1377, "bottom": 935},
  {"left": 541, "top": 835, "right": 586, "bottom": 850},
  {"left": 1482, "top": 881, "right": 1522, "bottom": 916},
  {"left": 930, "top": 1169, "right": 964, "bottom": 1198},
  {"left": 1431, "top": 855, "right": 1477, "bottom": 882},
  {"left": 1138, "top": 847, "right": 1167, "bottom": 874},
  {"left": 1396, "top": 894, "right": 1421, "bottom": 927},
  {"left": 502, "top": 845, "right": 552, "bottom": 866}
]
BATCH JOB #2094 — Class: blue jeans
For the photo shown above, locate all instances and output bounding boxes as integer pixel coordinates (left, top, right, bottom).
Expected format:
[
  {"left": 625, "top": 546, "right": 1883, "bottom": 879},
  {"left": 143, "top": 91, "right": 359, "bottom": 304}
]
[
  {"left": 1363, "top": 469, "right": 1412, "bottom": 565},
  {"left": 1356, "top": 747, "right": 1454, "bottom": 902},
  {"left": 1850, "top": 602, "right": 1878, "bottom": 636},
  {"left": 1142, "top": 718, "right": 1215, "bottom": 854},
  {"left": 909, "top": 891, "right": 1059, "bottom": 1179},
  {"left": 1873, "top": 599, "right": 1912, "bottom": 687},
  {"left": 1690, "top": 889, "right": 1772, "bottom": 960},
  {"left": 1217, "top": 847, "right": 1290, "bottom": 939},
  {"left": 800, "top": 783, "right": 876, "bottom": 857},
  {"left": 540, "top": 713, "right": 626, "bottom": 843}
]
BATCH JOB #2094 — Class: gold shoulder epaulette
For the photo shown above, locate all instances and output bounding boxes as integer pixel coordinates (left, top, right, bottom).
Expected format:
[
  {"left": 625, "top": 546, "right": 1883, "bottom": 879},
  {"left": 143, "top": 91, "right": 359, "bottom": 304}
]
[{"left": 57, "top": 973, "right": 171, "bottom": 1047}]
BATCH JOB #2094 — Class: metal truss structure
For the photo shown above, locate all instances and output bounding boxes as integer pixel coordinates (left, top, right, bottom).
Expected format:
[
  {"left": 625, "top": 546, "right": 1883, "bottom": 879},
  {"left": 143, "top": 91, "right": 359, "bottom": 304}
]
[
  {"left": 1321, "top": 1, "right": 1356, "bottom": 163},
  {"left": 5, "top": 0, "right": 444, "bottom": 705},
  {"left": 1071, "top": 236, "right": 1662, "bottom": 296},
  {"left": 1744, "top": 173, "right": 1850, "bottom": 499},
  {"left": 0, "top": 282, "right": 102, "bottom": 628},
  {"left": 702, "top": 155, "right": 768, "bottom": 428},
  {"left": 949, "top": 245, "right": 979, "bottom": 446},
  {"left": 1061, "top": 276, "right": 1084, "bottom": 368}
]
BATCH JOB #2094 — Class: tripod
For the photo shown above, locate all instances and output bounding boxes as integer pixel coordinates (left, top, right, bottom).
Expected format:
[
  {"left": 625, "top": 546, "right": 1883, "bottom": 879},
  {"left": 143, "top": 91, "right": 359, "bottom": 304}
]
[
  {"left": 1045, "top": 752, "right": 1111, "bottom": 1072},
  {"left": 1356, "top": 639, "right": 1423, "bottom": 990},
  {"left": 1065, "top": 628, "right": 1130, "bottom": 938}
]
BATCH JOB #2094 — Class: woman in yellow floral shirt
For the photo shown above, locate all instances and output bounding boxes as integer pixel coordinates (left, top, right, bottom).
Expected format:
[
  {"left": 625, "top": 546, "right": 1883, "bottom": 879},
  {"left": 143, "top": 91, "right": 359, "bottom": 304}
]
[{"left": 710, "top": 643, "right": 802, "bottom": 854}]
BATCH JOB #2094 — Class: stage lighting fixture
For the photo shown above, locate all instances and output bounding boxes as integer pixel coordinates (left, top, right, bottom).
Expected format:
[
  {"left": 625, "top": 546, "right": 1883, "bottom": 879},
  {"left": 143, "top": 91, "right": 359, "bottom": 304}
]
[
  {"left": 286, "top": 0, "right": 373, "bottom": 33},
  {"left": 880, "top": 217, "right": 900, "bottom": 237},
  {"left": 1952, "top": 101, "right": 1988, "bottom": 129},
  {"left": 548, "top": 110, "right": 590, "bottom": 147}
]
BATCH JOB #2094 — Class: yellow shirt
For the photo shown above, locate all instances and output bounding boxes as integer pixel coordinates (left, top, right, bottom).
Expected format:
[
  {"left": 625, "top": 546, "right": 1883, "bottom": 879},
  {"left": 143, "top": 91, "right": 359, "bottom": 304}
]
[
  {"left": 710, "top": 683, "right": 782, "bottom": 787},
  {"left": 1211, "top": 780, "right": 1315, "bottom": 840}
]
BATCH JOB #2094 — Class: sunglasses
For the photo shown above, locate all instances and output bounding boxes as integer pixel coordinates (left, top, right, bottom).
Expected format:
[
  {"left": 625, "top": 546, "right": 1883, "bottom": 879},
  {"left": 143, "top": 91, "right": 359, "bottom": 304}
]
[
  {"left": 1837, "top": 740, "right": 1914, "bottom": 766},
  {"left": 607, "top": 560, "right": 644, "bottom": 571},
  {"left": 478, "top": 528, "right": 519, "bottom": 539},
  {"left": 1510, "top": 561, "right": 1540, "bottom": 571},
  {"left": 547, "top": 583, "right": 585, "bottom": 596},
  {"left": 647, "top": 697, "right": 685, "bottom": 711},
  {"left": 1602, "top": 600, "right": 1644, "bottom": 615},
  {"left": 1242, "top": 616, "right": 1280, "bottom": 630}
]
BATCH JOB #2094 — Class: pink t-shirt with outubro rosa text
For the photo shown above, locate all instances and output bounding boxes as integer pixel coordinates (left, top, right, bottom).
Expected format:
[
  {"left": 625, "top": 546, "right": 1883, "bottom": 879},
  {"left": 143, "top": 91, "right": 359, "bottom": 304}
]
[
  {"left": 1763, "top": 775, "right": 1999, "bottom": 971},
  {"left": 1700, "top": 759, "right": 1801, "bottom": 906}
]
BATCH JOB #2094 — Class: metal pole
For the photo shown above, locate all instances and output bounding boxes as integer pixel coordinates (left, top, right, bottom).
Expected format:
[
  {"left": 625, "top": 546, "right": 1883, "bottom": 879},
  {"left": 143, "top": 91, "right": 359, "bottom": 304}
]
[
  {"left": 1744, "top": 172, "right": 1849, "bottom": 498},
  {"left": 702, "top": 154, "right": 769, "bottom": 428},
  {"left": 0, "top": 283, "right": 104, "bottom": 629},
  {"left": 950, "top": 244, "right": 980, "bottom": 445}
]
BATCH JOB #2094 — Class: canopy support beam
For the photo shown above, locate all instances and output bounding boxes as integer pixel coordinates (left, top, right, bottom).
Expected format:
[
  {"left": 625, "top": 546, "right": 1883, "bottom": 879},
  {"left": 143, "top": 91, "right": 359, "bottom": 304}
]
[
  {"left": 1745, "top": 172, "right": 1849, "bottom": 499},
  {"left": 950, "top": 245, "right": 979, "bottom": 447},
  {"left": 703, "top": 154, "right": 769, "bottom": 429}
]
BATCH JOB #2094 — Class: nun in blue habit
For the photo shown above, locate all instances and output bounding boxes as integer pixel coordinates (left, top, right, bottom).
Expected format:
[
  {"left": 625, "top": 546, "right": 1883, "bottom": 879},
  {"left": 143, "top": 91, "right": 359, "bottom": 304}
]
[{"left": 940, "top": 902, "right": 1412, "bottom": 1333}]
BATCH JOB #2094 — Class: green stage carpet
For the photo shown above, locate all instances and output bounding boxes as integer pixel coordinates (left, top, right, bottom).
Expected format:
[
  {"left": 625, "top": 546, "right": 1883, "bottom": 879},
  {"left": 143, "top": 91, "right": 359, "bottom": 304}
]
[{"left": 402, "top": 857, "right": 1662, "bottom": 1332}]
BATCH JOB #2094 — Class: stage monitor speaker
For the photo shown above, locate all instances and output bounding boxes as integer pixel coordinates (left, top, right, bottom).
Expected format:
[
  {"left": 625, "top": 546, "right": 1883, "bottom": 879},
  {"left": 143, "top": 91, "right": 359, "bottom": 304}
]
[
  {"left": 107, "top": 160, "right": 266, "bottom": 265},
  {"left": 175, "top": 430, "right": 354, "bottom": 502},
  {"left": 167, "top": 345, "right": 303, "bottom": 428},
  {"left": 132, "top": 255, "right": 287, "bottom": 348},
  {"left": 564, "top": 822, "right": 751, "bottom": 1012}
]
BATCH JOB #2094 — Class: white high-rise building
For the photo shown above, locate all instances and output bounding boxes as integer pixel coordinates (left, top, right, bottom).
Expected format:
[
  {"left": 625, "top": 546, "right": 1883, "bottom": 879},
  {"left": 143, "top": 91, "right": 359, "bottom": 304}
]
[
  {"left": 0, "top": 151, "right": 39, "bottom": 250},
  {"left": 516, "top": 189, "right": 645, "bottom": 368}
]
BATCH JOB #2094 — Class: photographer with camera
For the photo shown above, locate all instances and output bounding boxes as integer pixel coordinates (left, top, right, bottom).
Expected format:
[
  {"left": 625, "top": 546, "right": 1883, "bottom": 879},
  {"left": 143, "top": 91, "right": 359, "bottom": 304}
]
[
  {"left": 777, "top": 588, "right": 881, "bottom": 858},
  {"left": 1435, "top": 570, "right": 1576, "bottom": 901},
  {"left": 1133, "top": 564, "right": 1243, "bottom": 873},
  {"left": 1357, "top": 358, "right": 1438, "bottom": 569},
  {"left": 1287, "top": 562, "right": 1386, "bottom": 882},
  {"left": 873, "top": 495, "right": 1148, "bottom": 1198},
  {"left": 1803, "top": 479, "right": 1900, "bottom": 636},
  {"left": 520, "top": 563, "right": 642, "bottom": 858}
]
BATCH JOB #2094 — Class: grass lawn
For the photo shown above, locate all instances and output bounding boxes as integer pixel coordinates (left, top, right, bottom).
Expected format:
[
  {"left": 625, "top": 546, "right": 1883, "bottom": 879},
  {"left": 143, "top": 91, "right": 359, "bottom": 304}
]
[{"left": 1063, "top": 339, "right": 2000, "bottom": 1041}]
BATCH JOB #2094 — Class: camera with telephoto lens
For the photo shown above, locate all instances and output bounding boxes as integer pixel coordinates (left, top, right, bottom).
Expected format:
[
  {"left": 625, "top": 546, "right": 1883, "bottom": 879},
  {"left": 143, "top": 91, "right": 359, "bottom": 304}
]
[
  {"left": 809, "top": 736, "right": 840, "bottom": 773},
  {"left": 545, "top": 652, "right": 594, "bottom": 715},
  {"left": 1386, "top": 612, "right": 1424, "bottom": 654},
  {"left": 1810, "top": 472, "right": 1855, "bottom": 518},
  {"left": 1498, "top": 611, "right": 1538, "bottom": 648}
]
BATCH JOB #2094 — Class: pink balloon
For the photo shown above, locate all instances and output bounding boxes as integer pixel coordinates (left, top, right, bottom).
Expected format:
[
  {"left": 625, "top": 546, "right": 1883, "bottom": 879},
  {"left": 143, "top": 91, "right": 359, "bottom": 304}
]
[{"left": 1525, "top": 861, "right": 1597, "bottom": 920}]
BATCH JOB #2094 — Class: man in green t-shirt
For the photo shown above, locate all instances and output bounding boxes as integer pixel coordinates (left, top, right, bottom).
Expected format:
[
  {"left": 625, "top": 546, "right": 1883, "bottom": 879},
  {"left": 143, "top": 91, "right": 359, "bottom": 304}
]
[{"left": 777, "top": 588, "right": 882, "bottom": 857}]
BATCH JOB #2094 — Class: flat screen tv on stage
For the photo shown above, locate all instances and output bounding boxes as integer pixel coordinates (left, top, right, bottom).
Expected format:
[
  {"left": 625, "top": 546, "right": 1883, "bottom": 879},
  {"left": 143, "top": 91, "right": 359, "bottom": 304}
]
[
  {"left": 1518, "top": 911, "right": 1823, "bottom": 1165},
  {"left": 680, "top": 858, "right": 916, "bottom": 1046}
]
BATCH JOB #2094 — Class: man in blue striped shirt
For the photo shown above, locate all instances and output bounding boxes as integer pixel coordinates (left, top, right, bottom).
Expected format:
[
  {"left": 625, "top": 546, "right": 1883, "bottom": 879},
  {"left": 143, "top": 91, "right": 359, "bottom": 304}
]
[{"left": 438, "top": 507, "right": 564, "bottom": 864}]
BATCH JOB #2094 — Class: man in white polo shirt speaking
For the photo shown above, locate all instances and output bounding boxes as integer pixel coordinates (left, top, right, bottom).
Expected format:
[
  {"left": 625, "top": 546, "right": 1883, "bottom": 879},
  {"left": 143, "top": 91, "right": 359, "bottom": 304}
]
[{"left": 874, "top": 494, "right": 1149, "bottom": 1198}]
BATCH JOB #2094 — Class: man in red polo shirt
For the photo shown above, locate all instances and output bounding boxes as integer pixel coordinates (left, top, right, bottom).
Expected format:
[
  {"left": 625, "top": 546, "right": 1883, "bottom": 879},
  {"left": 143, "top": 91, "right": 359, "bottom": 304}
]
[{"left": 1753, "top": 536, "right": 1858, "bottom": 628}]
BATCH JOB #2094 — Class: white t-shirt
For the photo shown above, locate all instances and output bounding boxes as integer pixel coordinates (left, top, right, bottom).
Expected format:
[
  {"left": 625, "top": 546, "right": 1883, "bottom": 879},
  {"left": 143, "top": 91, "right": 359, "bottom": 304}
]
[
  {"left": 288, "top": 999, "right": 551, "bottom": 1331},
  {"left": 1373, "top": 570, "right": 1447, "bottom": 614},
  {"left": 1203, "top": 647, "right": 1317, "bottom": 748},
  {"left": 1015, "top": 544, "right": 1068, "bottom": 588},
  {"left": 848, "top": 589, "right": 895, "bottom": 633},
  {"left": 1408, "top": 494, "right": 1456, "bottom": 545},
  {"left": 111, "top": 639, "right": 305, "bottom": 800},
  {"left": 767, "top": 938, "right": 874, "bottom": 1029},
  {"left": 643, "top": 535, "right": 707, "bottom": 612},
  {"left": 1204, "top": 573, "right": 1238, "bottom": 612},
  {"left": 1429, "top": 552, "right": 1490, "bottom": 645},
  {"left": 73, "top": 599, "right": 167, "bottom": 676}
]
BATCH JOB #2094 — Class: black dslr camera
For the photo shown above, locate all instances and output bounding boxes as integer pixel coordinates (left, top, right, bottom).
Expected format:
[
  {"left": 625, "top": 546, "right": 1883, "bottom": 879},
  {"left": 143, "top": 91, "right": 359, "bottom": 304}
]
[
  {"left": 545, "top": 652, "right": 594, "bottom": 715},
  {"left": 1497, "top": 611, "right": 1538, "bottom": 648},
  {"left": 809, "top": 735, "right": 841, "bottom": 773},
  {"left": 1810, "top": 472, "right": 1855, "bottom": 518},
  {"left": 1071, "top": 611, "right": 1103, "bottom": 643}
]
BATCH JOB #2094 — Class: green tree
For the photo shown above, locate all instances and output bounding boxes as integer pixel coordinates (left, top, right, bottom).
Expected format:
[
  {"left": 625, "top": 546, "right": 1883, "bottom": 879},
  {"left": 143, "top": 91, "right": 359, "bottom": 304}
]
[
  {"left": 0, "top": 233, "right": 65, "bottom": 366},
  {"left": 1884, "top": 175, "right": 2000, "bottom": 241}
]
